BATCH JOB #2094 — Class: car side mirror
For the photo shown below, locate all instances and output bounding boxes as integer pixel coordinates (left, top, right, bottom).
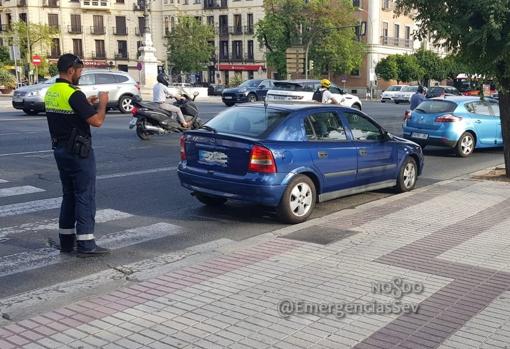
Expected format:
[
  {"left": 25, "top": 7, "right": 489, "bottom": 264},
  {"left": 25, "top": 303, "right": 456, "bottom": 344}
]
[
  {"left": 381, "top": 130, "right": 391, "bottom": 141},
  {"left": 193, "top": 91, "right": 199, "bottom": 96}
]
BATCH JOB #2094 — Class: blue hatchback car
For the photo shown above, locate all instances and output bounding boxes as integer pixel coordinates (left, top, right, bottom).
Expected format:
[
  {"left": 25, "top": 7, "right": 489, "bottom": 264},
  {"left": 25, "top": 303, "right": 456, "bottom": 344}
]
[
  {"left": 178, "top": 104, "right": 424, "bottom": 223},
  {"left": 403, "top": 97, "right": 502, "bottom": 157}
]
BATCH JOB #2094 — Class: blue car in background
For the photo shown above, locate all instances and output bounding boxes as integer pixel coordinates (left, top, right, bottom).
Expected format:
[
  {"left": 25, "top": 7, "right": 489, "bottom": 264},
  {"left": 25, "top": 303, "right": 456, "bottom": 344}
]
[
  {"left": 178, "top": 104, "right": 424, "bottom": 223},
  {"left": 221, "top": 79, "right": 275, "bottom": 106},
  {"left": 403, "top": 97, "right": 502, "bottom": 157}
]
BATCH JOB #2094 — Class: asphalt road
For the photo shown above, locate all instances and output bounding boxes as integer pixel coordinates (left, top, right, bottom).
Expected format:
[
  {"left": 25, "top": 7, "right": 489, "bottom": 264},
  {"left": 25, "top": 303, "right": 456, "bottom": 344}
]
[{"left": 0, "top": 99, "right": 504, "bottom": 299}]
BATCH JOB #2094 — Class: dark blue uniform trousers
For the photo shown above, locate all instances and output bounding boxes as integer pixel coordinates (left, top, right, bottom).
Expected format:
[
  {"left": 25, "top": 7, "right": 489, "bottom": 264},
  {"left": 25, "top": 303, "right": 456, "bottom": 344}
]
[{"left": 53, "top": 145, "right": 97, "bottom": 251}]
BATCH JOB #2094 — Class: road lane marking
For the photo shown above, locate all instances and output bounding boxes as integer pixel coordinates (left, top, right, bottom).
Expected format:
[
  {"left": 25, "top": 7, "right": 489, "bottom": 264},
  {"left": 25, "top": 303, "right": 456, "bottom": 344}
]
[
  {"left": 0, "top": 198, "right": 62, "bottom": 218},
  {"left": 0, "top": 117, "right": 47, "bottom": 121},
  {"left": 0, "top": 209, "right": 133, "bottom": 239},
  {"left": 0, "top": 223, "right": 183, "bottom": 277},
  {"left": 0, "top": 150, "right": 53, "bottom": 157},
  {"left": 96, "top": 166, "right": 177, "bottom": 179},
  {"left": 0, "top": 185, "right": 45, "bottom": 198},
  {"left": 0, "top": 179, "right": 8, "bottom": 184}
]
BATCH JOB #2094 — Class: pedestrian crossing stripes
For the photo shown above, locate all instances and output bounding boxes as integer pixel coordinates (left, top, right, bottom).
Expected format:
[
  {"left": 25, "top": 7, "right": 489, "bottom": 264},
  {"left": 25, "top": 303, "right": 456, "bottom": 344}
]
[
  {"left": 0, "top": 198, "right": 62, "bottom": 218},
  {"left": 0, "top": 223, "right": 183, "bottom": 277},
  {"left": 0, "top": 209, "right": 133, "bottom": 239},
  {"left": 0, "top": 179, "right": 8, "bottom": 184},
  {"left": 0, "top": 185, "right": 45, "bottom": 198}
]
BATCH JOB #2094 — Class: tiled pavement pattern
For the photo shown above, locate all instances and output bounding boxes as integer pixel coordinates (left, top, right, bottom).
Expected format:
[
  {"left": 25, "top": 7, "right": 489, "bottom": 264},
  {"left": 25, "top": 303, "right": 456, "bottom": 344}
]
[{"left": 1, "top": 179, "right": 510, "bottom": 348}]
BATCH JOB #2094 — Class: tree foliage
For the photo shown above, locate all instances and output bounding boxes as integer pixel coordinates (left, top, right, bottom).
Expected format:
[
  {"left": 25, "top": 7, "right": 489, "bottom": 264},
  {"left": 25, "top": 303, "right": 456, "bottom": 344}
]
[
  {"left": 256, "top": 0, "right": 364, "bottom": 77},
  {"left": 7, "top": 22, "right": 58, "bottom": 62},
  {"left": 375, "top": 56, "right": 398, "bottom": 81},
  {"left": 414, "top": 48, "right": 446, "bottom": 86},
  {"left": 166, "top": 17, "right": 215, "bottom": 74},
  {"left": 0, "top": 47, "right": 11, "bottom": 65},
  {"left": 395, "top": 0, "right": 510, "bottom": 176},
  {"left": 375, "top": 54, "right": 423, "bottom": 83}
]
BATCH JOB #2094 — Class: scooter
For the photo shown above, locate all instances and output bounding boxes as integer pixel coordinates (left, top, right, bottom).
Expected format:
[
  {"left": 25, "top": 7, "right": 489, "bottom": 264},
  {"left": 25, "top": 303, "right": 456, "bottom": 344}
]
[{"left": 129, "top": 91, "right": 203, "bottom": 140}]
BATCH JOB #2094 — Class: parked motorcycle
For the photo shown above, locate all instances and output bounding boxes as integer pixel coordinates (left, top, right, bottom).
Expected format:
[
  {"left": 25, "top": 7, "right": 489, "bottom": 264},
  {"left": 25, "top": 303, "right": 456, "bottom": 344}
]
[{"left": 129, "top": 91, "right": 203, "bottom": 140}]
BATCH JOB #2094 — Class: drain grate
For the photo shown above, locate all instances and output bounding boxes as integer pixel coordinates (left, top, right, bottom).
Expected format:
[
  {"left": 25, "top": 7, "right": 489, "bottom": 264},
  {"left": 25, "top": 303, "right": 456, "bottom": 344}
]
[{"left": 281, "top": 225, "right": 359, "bottom": 245}]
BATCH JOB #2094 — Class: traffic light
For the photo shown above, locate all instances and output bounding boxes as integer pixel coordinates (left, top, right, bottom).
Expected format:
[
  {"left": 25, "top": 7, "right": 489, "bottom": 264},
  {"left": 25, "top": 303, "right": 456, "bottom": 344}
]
[{"left": 309, "top": 60, "right": 314, "bottom": 71}]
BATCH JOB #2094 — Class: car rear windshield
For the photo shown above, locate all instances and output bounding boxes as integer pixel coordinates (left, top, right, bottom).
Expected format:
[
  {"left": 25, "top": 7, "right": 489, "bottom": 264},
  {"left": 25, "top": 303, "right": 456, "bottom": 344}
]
[
  {"left": 386, "top": 85, "right": 402, "bottom": 91},
  {"left": 205, "top": 107, "right": 290, "bottom": 138},
  {"left": 273, "top": 82, "right": 317, "bottom": 91},
  {"left": 414, "top": 100, "right": 457, "bottom": 114},
  {"left": 401, "top": 86, "right": 418, "bottom": 92},
  {"left": 239, "top": 80, "right": 262, "bottom": 88}
]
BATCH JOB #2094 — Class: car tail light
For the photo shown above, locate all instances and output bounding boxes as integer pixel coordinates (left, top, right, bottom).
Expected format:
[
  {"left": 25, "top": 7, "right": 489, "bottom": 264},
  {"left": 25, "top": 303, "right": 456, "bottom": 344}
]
[
  {"left": 403, "top": 110, "right": 411, "bottom": 121},
  {"left": 435, "top": 114, "right": 462, "bottom": 122},
  {"left": 131, "top": 106, "right": 138, "bottom": 116},
  {"left": 248, "top": 145, "right": 276, "bottom": 173},
  {"left": 180, "top": 135, "right": 186, "bottom": 161}
]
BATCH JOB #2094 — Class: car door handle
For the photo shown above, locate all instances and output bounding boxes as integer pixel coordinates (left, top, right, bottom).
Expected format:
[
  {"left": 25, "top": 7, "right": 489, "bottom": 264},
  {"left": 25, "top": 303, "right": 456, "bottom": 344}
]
[
  {"left": 359, "top": 148, "right": 368, "bottom": 156},
  {"left": 318, "top": 151, "right": 328, "bottom": 159},
  {"left": 475, "top": 120, "right": 482, "bottom": 124}
]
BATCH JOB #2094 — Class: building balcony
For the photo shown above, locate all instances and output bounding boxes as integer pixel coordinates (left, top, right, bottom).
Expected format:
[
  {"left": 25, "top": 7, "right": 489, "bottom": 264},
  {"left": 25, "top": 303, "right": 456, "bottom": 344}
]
[
  {"left": 381, "top": 1, "right": 394, "bottom": 11},
  {"left": 113, "top": 27, "right": 128, "bottom": 35},
  {"left": 203, "top": 0, "right": 227, "bottom": 10},
  {"left": 115, "top": 52, "right": 128, "bottom": 60},
  {"left": 47, "top": 51, "right": 61, "bottom": 59},
  {"left": 229, "top": 26, "right": 243, "bottom": 35},
  {"left": 245, "top": 54, "right": 254, "bottom": 63},
  {"left": 81, "top": 0, "right": 111, "bottom": 11},
  {"left": 43, "top": 0, "right": 59, "bottom": 7},
  {"left": 244, "top": 25, "right": 254, "bottom": 35},
  {"left": 219, "top": 54, "right": 255, "bottom": 64},
  {"left": 218, "top": 26, "right": 229, "bottom": 37},
  {"left": 68, "top": 25, "right": 83, "bottom": 34},
  {"left": 135, "top": 27, "right": 146, "bottom": 36},
  {"left": 90, "top": 26, "right": 106, "bottom": 35},
  {"left": 230, "top": 54, "right": 243, "bottom": 62},
  {"left": 91, "top": 51, "right": 106, "bottom": 59},
  {"left": 17, "top": 0, "right": 26, "bottom": 7},
  {"left": 380, "top": 36, "right": 412, "bottom": 48}
]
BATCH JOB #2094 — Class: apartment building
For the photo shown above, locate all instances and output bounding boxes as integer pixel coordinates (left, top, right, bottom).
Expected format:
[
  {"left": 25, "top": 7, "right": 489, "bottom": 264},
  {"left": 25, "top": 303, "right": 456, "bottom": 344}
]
[
  {"left": 0, "top": 0, "right": 149, "bottom": 74},
  {"left": 151, "top": 0, "right": 266, "bottom": 85}
]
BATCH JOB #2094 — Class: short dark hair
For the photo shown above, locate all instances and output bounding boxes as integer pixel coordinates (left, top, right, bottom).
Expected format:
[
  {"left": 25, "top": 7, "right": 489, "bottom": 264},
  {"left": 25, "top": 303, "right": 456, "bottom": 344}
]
[
  {"left": 417, "top": 85, "right": 424, "bottom": 93},
  {"left": 57, "top": 54, "right": 84, "bottom": 73}
]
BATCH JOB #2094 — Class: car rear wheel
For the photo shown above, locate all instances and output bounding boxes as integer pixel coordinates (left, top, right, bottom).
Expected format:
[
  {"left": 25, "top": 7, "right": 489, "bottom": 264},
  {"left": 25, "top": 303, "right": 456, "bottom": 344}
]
[
  {"left": 23, "top": 109, "right": 39, "bottom": 115},
  {"left": 456, "top": 132, "right": 475, "bottom": 157},
  {"left": 396, "top": 157, "right": 417, "bottom": 193},
  {"left": 247, "top": 93, "right": 257, "bottom": 103},
  {"left": 118, "top": 95, "right": 134, "bottom": 114},
  {"left": 195, "top": 193, "right": 227, "bottom": 206},
  {"left": 277, "top": 175, "right": 316, "bottom": 224}
]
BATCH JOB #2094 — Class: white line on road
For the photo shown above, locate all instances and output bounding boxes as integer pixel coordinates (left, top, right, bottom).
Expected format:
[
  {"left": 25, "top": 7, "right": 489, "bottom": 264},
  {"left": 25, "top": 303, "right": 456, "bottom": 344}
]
[
  {"left": 0, "top": 150, "right": 53, "bottom": 157},
  {"left": 0, "top": 179, "right": 8, "bottom": 184},
  {"left": 96, "top": 166, "right": 177, "bottom": 179},
  {"left": 0, "top": 185, "right": 45, "bottom": 198},
  {"left": 0, "top": 223, "right": 183, "bottom": 277},
  {"left": 0, "top": 117, "right": 47, "bottom": 121},
  {"left": 0, "top": 198, "right": 62, "bottom": 218},
  {"left": 0, "top": 209, "right": 133, "bottom": 239}
]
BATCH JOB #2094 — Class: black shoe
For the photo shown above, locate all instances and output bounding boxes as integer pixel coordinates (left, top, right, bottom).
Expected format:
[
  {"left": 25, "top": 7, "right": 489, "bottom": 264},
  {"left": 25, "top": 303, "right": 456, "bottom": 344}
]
[{"left": 77, "top": 246, "right": 110, "bottom": 257}]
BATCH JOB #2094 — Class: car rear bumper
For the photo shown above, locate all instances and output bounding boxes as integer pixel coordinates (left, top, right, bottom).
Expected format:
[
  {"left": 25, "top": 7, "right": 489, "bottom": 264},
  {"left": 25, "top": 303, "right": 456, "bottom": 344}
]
[
  {"left": 178, "top": 166, "right": 286, "bottom": 207},
  {"left": 402, "top": 126, "right": 459, "bottom": 147}
]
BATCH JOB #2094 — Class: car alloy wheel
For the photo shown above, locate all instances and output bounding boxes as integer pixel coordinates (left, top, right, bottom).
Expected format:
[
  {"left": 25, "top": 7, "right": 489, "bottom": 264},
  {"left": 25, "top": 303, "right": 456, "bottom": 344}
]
[
  {"left": 278, "top": 174, "right": 316, "bottom": 224},
  {"left": 248, "top": 94, "right": 257, "bottom": 103},
  {"left": 402, "top": 162, "right": 416, "bottom": 190},
  {"left": 119, "top": 95, "right": 134, "bottom": 113},
  {"left": 459, "top": 133, "right": 474, "bottom": 156},
  {"left": 289, "top": 182, "right": 313, "bottom": 217}
]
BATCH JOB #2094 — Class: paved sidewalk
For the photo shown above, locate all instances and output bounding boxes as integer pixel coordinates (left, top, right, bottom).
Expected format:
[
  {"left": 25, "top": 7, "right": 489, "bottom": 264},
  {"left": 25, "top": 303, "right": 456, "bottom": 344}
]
[{"left": 1, "top": 177, "right": 510, "bottom": 349}]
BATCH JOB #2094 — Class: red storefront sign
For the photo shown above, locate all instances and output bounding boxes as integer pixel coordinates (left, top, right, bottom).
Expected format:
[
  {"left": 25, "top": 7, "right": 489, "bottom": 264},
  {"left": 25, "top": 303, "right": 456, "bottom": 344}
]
[{"left": 217, "top": 64, "right": 265, "bottom": 71}]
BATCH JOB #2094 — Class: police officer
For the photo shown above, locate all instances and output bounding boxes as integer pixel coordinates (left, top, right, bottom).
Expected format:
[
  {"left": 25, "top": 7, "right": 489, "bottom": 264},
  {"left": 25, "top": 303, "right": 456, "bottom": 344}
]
[{"left": 45, "top": 54, "right": 110, "bottom": 257}]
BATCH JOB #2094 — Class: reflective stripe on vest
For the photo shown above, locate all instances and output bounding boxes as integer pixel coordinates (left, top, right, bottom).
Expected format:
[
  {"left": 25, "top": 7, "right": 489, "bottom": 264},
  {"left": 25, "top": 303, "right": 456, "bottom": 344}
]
[{"left": 44, "top": 82, "right": 78, "bottom": 114}]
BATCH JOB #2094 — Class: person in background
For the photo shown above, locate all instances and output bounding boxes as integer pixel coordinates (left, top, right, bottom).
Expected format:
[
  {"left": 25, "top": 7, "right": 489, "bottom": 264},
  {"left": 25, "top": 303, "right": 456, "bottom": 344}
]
[
  {"left": 410, "top": 85, "right": 426, "bottom": 110},
  {"left": 153, "top": 73, "right": 190, "bottom": 128}
]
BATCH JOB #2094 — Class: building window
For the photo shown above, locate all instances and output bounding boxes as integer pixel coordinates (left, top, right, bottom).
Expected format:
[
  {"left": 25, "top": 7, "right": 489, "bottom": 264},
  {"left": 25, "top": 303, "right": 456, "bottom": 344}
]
[
  {"left": 233, "top": 14, "right": 242, "bottom": 34},
  {"left": 95, "top": 40, "right": 106, "bottom": 58},
  {"left": 19, "top": 13, "right": 27, "bottom": 23},
  {"left": 194, "top": 16, "right": 201, "bottom": 23},
  {"left": 353, "top": 0, "right": 361, "bottom": 8},
  {"left": 232, "top": 40, "right": 242, "bottom": 60},
  {"left": 48, "top": 13, "right": 59, "bottom": 29},
  {"left": 247, "top": 40, "right": 254, "bottom": 60},
  {"left": 164, "top": 17, "right": 169, "bottom": 35},
  {"left": 394, "top": 24, "right": 400, "bottom": 46},
  {"left": 171, "top": 17, "right": 175, "bottom": 30},
  {"left": 117, "top": 40, "right": 128, "bottom": 58},
  {"left": 116, "top": 0, "right": 124, "bottom": 3},
  {"left": 405, "top": 26, "right": 411, "bottom": 47},
  {"left": 207, "top": 16, "right": 214, "bottom": 26},
  {"left": 350, "top": 68, "right": 360, "bottom": 76},
  {"left": 93, "top": 15, "right": 105, "bottom": 34},
  {"left": 72, "top": 39, "right": 83, "bottom": 57},
  {"left": 50, "top": 38, "right": 60, "bottom": 58},
  {"left": 382, "top": 0, "right": 391, "bottom": 10},
  {"left": 118, "top": 64, "right": 128, "bottom": 72},
  {"left": 219, "top": 40, "right": 228, "bottom": 60},
  {"left": 70, "top": 14, "right": 81, "bottom": 33},
  {"left": 246, "top": 13, "right": 254, "bottom": 34},
  {"left": 115, "top": 16, "right": 127, "bottom": 35},
  {"left": 381, "top": 22, "right": 388, "bottom": 45}
]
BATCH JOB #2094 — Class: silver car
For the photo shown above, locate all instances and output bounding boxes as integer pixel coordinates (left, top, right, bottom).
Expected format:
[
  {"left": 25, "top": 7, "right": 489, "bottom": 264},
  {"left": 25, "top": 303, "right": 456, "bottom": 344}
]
[{"left": 12, "top": 70, "right": 140, "bottom": 115}]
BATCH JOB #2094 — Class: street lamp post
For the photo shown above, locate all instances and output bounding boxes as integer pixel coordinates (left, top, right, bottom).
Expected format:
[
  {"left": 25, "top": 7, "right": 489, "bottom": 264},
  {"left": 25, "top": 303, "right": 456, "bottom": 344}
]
[{"left": 138, "top": 0, "right": 159, "bottom": 88}]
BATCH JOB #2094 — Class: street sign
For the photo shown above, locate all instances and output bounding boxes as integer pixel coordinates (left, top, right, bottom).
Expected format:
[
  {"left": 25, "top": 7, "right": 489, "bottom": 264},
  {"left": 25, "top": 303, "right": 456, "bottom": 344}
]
[
  {"left": 285, "top": 47, "right": 305, "bottom": 74},
  {"left": 136, "top": 62, "right": 143, "bottom": 71},
  {"left": 32, "top": 55, "right": 42, "bottom": 66},
  {"left": 483, "top": 84, "right": 491, "bottom": 97},
  {"left": 9, "top": 46, "right": 20, "bottom": 61}
]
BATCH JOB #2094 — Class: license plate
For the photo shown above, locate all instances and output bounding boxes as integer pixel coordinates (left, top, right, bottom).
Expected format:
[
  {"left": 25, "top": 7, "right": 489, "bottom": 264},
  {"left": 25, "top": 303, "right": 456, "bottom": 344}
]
[
  {"left": 412, "top": 132, "right": 428, "bottom": 140},
  {"left": 129, "top": 118, "right": 137, "bottom": 129},
  {"left": 13, "top": 97, "right": 23, "bottom": 103},
  {"left": 223, "top": 96, "right": 232, "bottom": 99},
  {"left": 272, "top": 95, "right": 289, "bottom": 100},
  {"left": 198, "top": 150, "right": 228, "bottom": 167}
]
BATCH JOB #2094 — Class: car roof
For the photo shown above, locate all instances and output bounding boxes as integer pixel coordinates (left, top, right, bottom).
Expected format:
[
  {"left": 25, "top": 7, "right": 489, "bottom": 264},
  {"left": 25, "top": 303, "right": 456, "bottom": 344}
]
[
  {"left": 428, "top": 96, "right": 488, "bottom": 103},
  {"left": 83, "top": 69, "right": 130, "bottom": 75},
  {"left": 235, "top": 102, "right": 354, "bottom": 112}
]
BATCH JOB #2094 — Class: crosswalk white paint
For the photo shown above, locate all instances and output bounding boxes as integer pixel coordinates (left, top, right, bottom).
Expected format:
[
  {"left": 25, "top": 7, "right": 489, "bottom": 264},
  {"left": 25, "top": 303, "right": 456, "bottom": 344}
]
[
  {"left": 0, "top": 209, "right": 133, "bottom": 239},
  {"left": 0, "top": 185, "right": 45, "bottom": 198},
  {"left": 0, "top": 198, "right": 62, "bottom": 218},
  {"left": 0, "top": 223, "right": 183, "bottom": 277},
  {"left": 96, "top": 166, "right": 177, "bottom": 180},
  {"left": 0, "top": 179, "right": 8, "bottom": 184}
]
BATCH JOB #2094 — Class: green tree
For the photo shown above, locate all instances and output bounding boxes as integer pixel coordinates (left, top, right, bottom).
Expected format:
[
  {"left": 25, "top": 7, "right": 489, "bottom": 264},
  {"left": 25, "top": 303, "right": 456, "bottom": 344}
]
[
  {"left": 442, "top": 54, "right": 469, "bottom": 80},
  {"left": 395, "top": 54, "right": 423, "bottom": 83},
  {"left": 256, "top": 0, "right": 364, "bottom": 77},
  {"left": 395, "top": 0, "right": 510, "bottom": 176},
  {"left": 7, "top": 22, "right": 58, "bottom": 62},
  {"left": 413, "top": 48, "right": 446, "bottom": 87},
  {"left": 48, "top": 63, "right": 58, "bottom": 77},
  {"left": 375, "top": 55, "right": 398, "bottom": 81},
  {"left": 166, "top": 17, "right": 215, "bottom": 74},
  {"left": 0, "top": 47, "right": 12, "bottom": 65}
]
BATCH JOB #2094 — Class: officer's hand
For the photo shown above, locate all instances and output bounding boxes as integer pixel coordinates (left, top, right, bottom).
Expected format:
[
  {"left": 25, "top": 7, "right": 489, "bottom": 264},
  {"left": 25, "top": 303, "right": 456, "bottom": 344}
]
[
  {"left": 88, "top": 96, "right": 98, "bottom": 105},
  {"left": 98, "top": 91, "right": 109, "bottom": 104}
]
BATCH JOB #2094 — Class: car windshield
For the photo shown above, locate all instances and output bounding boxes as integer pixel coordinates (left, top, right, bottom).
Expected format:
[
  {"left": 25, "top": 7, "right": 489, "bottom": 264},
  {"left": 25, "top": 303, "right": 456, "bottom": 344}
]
[
  {"left": 387, "top": 86, "right": 402, "bottom": 91},
  {"left": 239, "top": 80, "right": 262, "bottom": 88},
  {"left": 205, "top": 107, "right": 289, "bottom": 138},
  {"left": 401, "top": 86, "right": 418, "bottom": 92},
  {"left": 414, "top": 100, "right": 457, "bottom": 114}
]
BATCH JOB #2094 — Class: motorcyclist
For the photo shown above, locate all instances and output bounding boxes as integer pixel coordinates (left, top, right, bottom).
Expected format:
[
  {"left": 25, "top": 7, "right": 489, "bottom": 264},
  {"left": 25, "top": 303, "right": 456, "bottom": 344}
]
[{"left": 153, "top": 73, "right": 190, "bottom": 128}]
